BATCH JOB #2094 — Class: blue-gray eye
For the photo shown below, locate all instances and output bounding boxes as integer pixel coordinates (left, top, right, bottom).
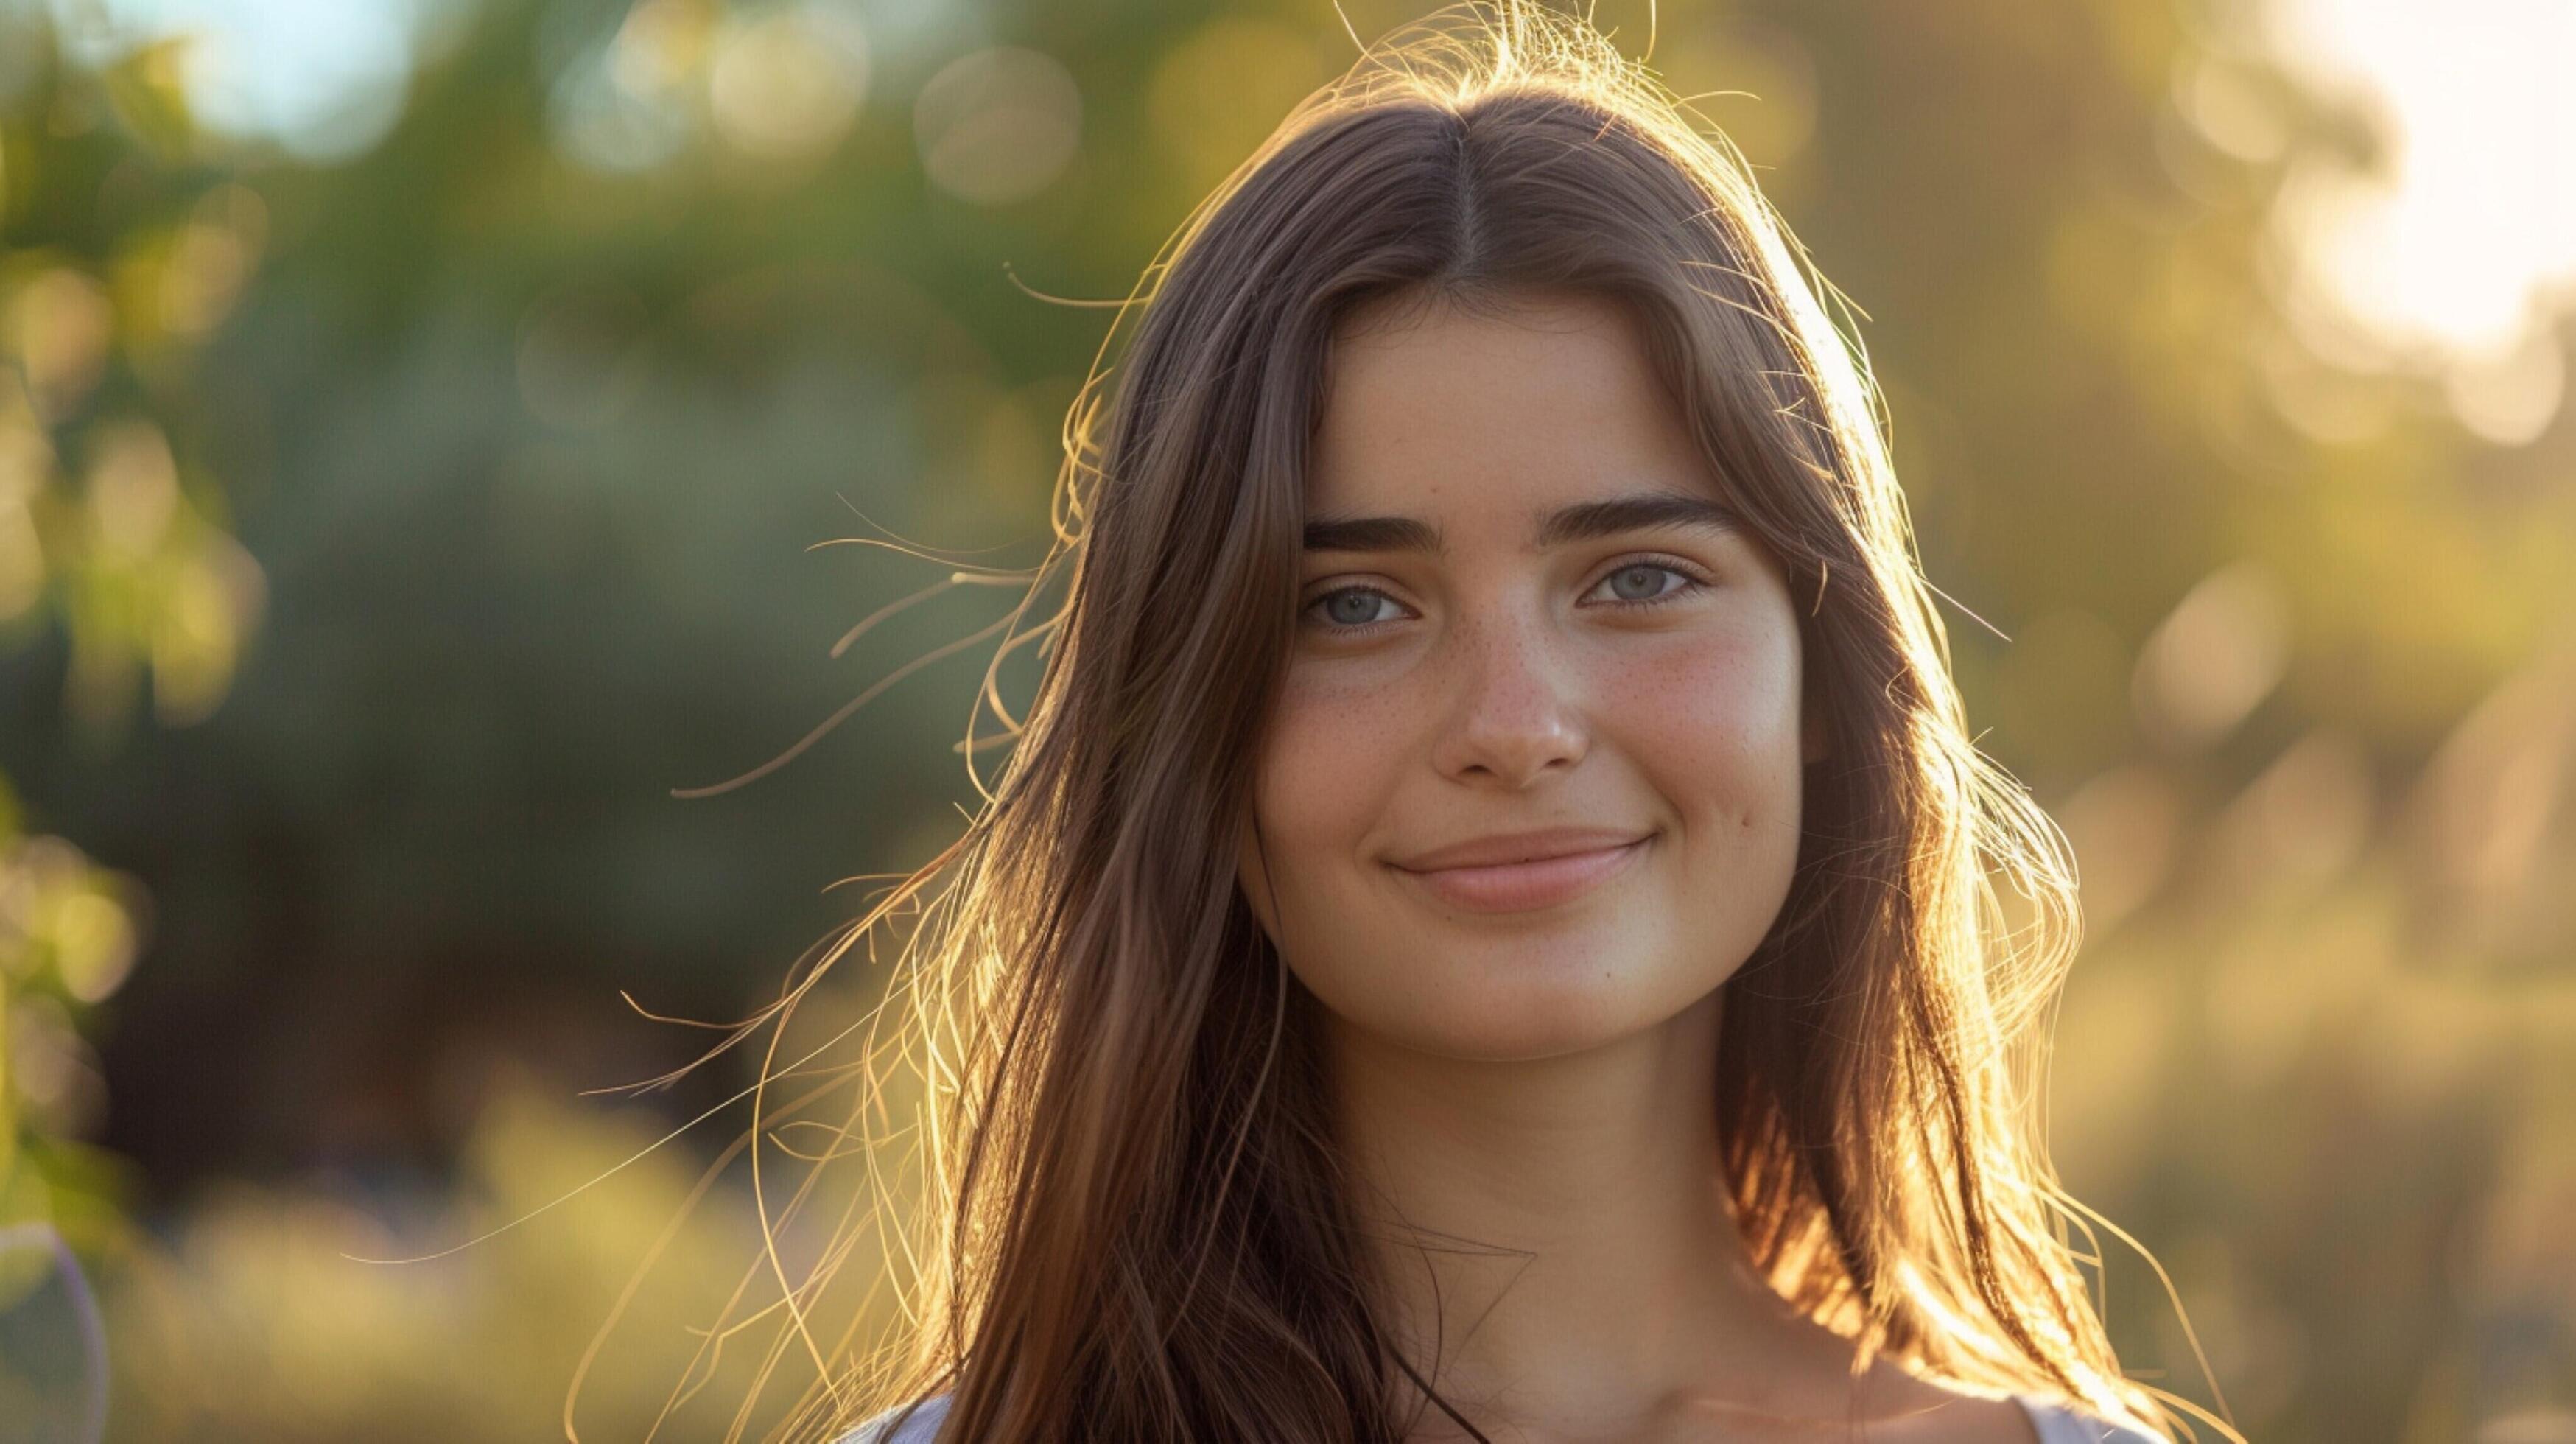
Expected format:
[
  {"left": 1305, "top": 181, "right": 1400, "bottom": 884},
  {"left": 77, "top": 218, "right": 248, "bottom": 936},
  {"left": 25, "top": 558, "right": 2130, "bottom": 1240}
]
[
  {"left": 1313, "top": 588, "right": 1400, "bottom": 628},
  {"left": 1600, "top": 564, "right": 1688, "bottom": 603}
]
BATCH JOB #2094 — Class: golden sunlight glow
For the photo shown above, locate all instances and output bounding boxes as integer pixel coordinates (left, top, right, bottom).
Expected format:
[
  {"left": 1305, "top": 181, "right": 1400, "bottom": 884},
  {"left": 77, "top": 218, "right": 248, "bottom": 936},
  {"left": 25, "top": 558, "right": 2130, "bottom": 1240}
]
[{"left": 2259, "top": 0, "right": 2575, "bottom": 442}]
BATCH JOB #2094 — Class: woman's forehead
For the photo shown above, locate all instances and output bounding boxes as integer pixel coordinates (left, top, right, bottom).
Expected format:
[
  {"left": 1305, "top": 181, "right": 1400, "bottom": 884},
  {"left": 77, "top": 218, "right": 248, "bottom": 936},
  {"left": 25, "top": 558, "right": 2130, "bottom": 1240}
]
[{"left": 1308, "top": 293, "right": 1723, "bottom": 522}]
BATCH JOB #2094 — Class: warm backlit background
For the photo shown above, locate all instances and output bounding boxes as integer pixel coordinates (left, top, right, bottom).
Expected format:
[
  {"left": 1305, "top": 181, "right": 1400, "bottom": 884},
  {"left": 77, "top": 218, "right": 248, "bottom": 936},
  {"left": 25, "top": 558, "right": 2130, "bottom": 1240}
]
[{"left": 0, "top": 0, "right": 2569, "bottom": 1440}]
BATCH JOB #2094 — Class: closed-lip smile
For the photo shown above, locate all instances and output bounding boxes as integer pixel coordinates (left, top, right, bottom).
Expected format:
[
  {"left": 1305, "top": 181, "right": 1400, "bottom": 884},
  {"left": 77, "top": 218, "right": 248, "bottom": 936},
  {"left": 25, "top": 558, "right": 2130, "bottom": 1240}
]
[{"left": 1388, "top": 826, "right": 1653, "bottom": 914}]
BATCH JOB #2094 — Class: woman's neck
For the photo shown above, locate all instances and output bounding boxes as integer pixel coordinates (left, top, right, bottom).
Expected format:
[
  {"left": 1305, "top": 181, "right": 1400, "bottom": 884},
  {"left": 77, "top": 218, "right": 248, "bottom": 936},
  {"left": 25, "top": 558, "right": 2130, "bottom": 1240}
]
[{"left": 1328, "top": 986, "right": 1910, "bottom": 1440}]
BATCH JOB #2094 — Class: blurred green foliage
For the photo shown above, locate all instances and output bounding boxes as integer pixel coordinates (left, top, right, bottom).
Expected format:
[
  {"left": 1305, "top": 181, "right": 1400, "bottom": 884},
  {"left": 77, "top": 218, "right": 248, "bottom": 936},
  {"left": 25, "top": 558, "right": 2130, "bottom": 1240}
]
[
  {"left": 0, "top": 19, "right": 262, "bottom": 1262},
  {"left": 0, "top": 0, "right": 2569, "bottom": 1440}
]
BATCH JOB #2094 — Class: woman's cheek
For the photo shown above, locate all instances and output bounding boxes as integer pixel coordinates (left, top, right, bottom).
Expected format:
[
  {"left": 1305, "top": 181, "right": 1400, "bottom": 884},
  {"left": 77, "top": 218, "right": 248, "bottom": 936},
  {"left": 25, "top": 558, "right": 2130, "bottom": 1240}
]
[
  {"left": 1594, "top": 626, "right": 1804, "bottom": 816},
  {"left": 1252, "top": 669, "right": 1414, "bottom": 884}
]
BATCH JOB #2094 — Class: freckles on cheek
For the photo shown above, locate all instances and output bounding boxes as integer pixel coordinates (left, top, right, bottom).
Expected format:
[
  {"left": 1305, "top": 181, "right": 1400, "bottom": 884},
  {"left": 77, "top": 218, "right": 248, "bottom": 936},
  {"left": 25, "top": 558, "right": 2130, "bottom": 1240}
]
[
  {"left": 1257, "top": 671, "right": 1413, "bottom": 851},
  {"left": 1604, "top": 633, "right": 1803, "bottom": 782}
]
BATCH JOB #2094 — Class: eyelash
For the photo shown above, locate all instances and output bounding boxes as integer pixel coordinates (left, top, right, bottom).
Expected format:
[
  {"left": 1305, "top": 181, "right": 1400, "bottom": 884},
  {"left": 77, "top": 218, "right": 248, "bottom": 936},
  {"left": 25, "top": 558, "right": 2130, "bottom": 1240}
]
[{"left": 1299, "top": 556, "right": 1711, "bottom": 637}]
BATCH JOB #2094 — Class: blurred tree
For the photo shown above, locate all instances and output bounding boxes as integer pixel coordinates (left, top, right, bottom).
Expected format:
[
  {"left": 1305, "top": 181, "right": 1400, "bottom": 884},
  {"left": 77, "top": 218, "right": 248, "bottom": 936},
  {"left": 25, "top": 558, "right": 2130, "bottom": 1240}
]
[{"left": 0, "top": 20, "right": 264, "bottom": 1249}]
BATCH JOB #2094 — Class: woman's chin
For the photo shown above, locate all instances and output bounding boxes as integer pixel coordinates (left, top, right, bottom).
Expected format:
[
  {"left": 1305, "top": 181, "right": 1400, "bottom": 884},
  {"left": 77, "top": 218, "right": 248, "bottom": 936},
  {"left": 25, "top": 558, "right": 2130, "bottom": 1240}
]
[{"left": 1333, "top": 975, "right": 1671, "bottom": 1063}]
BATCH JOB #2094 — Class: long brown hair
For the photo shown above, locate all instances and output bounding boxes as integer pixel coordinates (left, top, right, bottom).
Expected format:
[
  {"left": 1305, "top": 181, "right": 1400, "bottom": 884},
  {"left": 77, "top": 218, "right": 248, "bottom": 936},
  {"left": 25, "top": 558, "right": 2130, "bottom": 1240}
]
[{"left": 724, "top": 4, "right": 2222, "bottom": 1440}]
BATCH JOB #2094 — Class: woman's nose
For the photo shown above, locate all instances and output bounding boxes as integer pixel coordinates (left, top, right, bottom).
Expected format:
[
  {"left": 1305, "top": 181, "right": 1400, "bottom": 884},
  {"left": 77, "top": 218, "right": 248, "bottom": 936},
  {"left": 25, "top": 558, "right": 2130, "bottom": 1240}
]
[{"left": 1426, "top": 613, "right": 1590, "bottom": 789}]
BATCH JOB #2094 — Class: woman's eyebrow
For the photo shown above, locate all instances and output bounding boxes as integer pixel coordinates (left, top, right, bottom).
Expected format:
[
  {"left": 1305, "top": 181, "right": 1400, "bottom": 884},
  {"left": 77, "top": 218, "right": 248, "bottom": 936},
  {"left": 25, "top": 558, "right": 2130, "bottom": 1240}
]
[
  {"left": 1302, "top": 514, "right": 1440, "bottom": 555},
  {"left": 1535, "top": 492, "right": 1741, "bottom": 548},
  {"left": 1302, "top": 491, "right": 1741, "bottom": 555}
]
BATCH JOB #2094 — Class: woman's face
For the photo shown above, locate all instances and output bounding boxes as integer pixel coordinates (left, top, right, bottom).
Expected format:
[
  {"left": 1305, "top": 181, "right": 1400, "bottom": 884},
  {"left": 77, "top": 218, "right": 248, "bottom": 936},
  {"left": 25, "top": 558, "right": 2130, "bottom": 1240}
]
[{"left": 1238, "top": 289, "right": 1824, "bottom": 1062}]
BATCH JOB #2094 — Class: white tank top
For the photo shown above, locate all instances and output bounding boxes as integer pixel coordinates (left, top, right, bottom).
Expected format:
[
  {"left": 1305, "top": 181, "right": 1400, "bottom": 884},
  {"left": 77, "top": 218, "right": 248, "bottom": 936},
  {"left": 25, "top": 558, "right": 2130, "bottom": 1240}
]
[
  {"left": 849, "top": 1391, "right": 2169, "bottom": 1441},
  {"left": 2013, "top": 1390, "right": 2171, "bottom": 1442}
]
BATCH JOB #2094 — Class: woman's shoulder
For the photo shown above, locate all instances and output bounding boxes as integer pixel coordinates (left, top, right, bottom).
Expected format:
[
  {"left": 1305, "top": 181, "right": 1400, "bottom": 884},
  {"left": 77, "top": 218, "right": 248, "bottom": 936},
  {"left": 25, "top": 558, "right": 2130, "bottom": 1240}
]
[
  {"left": 841, "top": 1392, "right": 953, "bottom": 1444},
  {"left": 2010, "top": 1392, "right": 2170, "bottom": 1444}
]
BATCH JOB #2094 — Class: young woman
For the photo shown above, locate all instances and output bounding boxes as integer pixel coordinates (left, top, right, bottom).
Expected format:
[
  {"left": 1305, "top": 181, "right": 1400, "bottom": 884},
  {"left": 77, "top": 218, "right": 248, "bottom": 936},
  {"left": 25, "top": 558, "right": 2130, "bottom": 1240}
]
[{"left": 804, "top": 3, "right": 2225, "bottom": 1440}]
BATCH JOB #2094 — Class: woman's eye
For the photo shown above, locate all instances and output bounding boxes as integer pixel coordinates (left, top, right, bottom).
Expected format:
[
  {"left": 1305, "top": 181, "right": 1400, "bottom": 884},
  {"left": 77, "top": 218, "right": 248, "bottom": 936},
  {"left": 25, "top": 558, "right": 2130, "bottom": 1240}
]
[
  {"left": 1590, "top": 562, "right": 1699, "bottom": 606},
  {"left": 1306, "top": 586, "right": 1407, "bottom": 631},
  {"left": 1303, "top": 563, "right": 1704, "bottom": 634}
]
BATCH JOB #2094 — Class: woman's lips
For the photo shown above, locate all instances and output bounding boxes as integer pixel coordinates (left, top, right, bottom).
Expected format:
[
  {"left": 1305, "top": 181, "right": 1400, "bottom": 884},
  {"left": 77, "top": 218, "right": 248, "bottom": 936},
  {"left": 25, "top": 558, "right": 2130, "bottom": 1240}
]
[{"left": 1390, "top": 835, "right": 1651, "bottom": 914}]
